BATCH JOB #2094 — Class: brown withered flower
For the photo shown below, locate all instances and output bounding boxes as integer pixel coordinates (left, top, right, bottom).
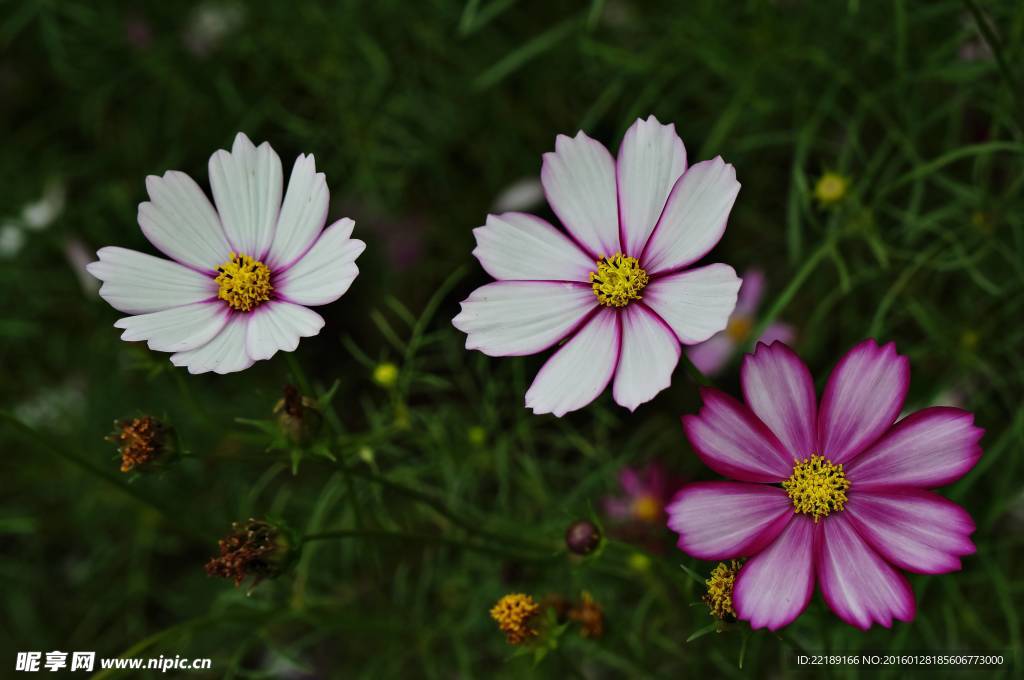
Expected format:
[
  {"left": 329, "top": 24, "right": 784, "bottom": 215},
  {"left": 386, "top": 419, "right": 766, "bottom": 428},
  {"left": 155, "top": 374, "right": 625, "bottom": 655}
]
[
  {"left": 569, "top": 591, "right": 604, "bottom": 638},
  {"left": 109, "top": 416, "right": 174, "bottom": 473},
  {"left": 204, "top": 519, "right": 294, "bottom": 587}
]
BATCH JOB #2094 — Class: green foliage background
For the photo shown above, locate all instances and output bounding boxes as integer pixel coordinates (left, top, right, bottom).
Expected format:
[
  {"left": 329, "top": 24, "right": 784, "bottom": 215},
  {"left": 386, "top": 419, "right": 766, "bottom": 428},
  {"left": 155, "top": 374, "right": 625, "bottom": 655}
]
[{"left": 2, "top": 0, "right": 1023, "bottom": 677}]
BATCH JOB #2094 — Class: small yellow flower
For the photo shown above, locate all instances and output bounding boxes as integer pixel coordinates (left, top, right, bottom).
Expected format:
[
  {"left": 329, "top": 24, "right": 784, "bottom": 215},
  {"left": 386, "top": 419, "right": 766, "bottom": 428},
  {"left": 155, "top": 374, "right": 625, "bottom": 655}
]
[
  {"left": 704, "top": 560, "right": 742, "bottom": 621},
  {"left": 628, "top": 553, "right": 651, "bottom": 573},
  {"left": 490, "top": 593, "right": 540, "bottom": 645},
  {"left": 372, "top": 362, "right": 399, "bottom": 388},
  {"left": 814, "top": 171, "right": 849, "bottom": 206},
  {"left": 467, "top": 425, "right": 486, "bottom": 446}
]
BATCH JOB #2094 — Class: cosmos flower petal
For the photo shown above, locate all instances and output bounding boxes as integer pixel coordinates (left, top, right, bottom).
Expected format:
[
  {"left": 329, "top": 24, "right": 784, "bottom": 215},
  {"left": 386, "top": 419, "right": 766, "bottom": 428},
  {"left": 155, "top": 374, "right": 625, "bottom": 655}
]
[
  {"left": 818, "top": 339, "right": 910, "bottom": 463},
  {"left": 643, "top": 263, "right": 741, "bottom": 344},
  {"left": 616, "top": 115, "right": 687, "bottom": 256},
  {"left": 682, "top": 387, "right": 793, "bottom": 482},
  {"left": 208, "top": 132, "right": 283, "bottom": 259},
  {"left": 845, "top": 407, "right": 983, "bottom": 488},
  {"left": 138, "top": 171, "right": 232, "bottom": 270},
  {"left": 612, "top": 304, "right": 681, "bottom": 411},
  {"left": 666, "top": 482, "right": 793, "bottom": 560},
  {"left": 246, "top": 301, "right": 326, "bottom": 361},
  {"left": 734, "top": 268, "right": 765, "bottom": 316},
  {"left": 759, "top": 321, "right": 796, "bottom": 346},
  {"left": 86, "top": 246, "right": 218, "bottom": 314},
  {"left": 640, "top": 157, "right": 740, "bottom": 275},
  {"left": 452, "top": 281, "right": 596, "bottom": 357},
  {"left": 733, "top": 516, "right": 816, "bottom": 631},
  {"left": 169, "top": 317, "right": 255, "bottom": 375},
  {"left": 114, "top": 301, "right": 230, "bottom": 353},
  {"left": 265, "top": 153, "right": 329, "bottom": 271},
  {"left": 845, "top": 489, "right": 976, "bottom": 574},
  {"left": 685, "top": 333, "right": 735, "bottom": 375},
  {"left": 541, "top": 131, "right": 619, "bottom": 258},
  {"left": 472, "top": 212, "right": 595, "bottom": 282},
  {"left": 741, "top": 341, "right": 817, "bottom": 459},
  {"left": 275, "top": 218, "right": 365, "bottom": 306},
  {"left": 525, "top": 309, "right": 619, "bottom": 417},
  {"left": 817, "top": 514, "right": 916, "bottom": 630}
]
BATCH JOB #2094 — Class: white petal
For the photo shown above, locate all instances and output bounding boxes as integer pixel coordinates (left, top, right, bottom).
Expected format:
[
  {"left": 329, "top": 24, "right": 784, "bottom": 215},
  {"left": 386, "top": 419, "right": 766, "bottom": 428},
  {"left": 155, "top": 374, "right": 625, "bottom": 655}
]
[
  {"left": 114, "top": 302, "right": 230, "bottom": 352},
  {"left": 525, "top": 309, "right": 619, "bottom": 416},
  {"left": 640, "top": 157, "right": 740, "bottom": 274},
  {"left": 612, "top": 304, "right": 681, "bottom": 411},
  {"left": 86, "top": 246, "right": 218, "bottom": 314},
  {"left": 265, "top": 153, "right": 329, "bottom": 270},
  {"left": 208, "top": 132, "right": 283, "bottom": 259},
  {"left": 452, "top": 281, "right": 596, "bottom": 356},
  {"left": 138, "top": 171, "right": 231, "bottom": 270},
  {"left": 617, "top": 115, "right": 687, "bottom": 257},
  {"left": 170, "top": 316, "right": 254, "bottom": 375},
  {"left": 246, "top": 301, "right": 325, "bottom": 361},
  {"left": 643, "top": 264, "right": 741, "bottom": 344},
  {"left": 540, "top": 131, "right": 619, "bottom": 258},
  {"left": 472, "top": 212, "right": 595, "bottom": 282},
  {"left": 275, "top": 218, "right": 364, "bottom": 306}
]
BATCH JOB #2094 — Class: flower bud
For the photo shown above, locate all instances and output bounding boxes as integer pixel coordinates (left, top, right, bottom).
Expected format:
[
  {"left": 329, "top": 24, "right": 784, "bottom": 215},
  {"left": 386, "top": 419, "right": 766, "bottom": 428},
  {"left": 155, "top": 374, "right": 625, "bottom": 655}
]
[
  {"left": 564, "top": 519, "right": 602, "bottom": 555},
  {"left": 273, "top": 384, "right": 322, "bottom": 445},
  {"left": 204, "top": 519, "right": 295, "bottom": 588}
]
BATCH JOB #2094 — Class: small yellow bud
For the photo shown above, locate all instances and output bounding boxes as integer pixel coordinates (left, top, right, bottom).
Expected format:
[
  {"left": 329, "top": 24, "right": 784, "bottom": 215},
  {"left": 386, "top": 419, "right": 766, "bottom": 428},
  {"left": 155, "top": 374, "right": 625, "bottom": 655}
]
[
  {"left": 373, "top": 362, "right": 399, "bottom": 388},
  {"left": 814, "top": 171, "right": 849, "bottom": 206}
]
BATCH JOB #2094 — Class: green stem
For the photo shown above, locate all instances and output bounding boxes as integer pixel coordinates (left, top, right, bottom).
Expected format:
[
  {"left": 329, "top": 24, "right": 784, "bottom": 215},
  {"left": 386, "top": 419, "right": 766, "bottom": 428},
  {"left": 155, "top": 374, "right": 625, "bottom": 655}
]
[
  {"left": 745, "top": 238, "right": 833, "bottom": 352},
  {"left": 962, "top": 0, "right": 1024, "bottom": 128}
]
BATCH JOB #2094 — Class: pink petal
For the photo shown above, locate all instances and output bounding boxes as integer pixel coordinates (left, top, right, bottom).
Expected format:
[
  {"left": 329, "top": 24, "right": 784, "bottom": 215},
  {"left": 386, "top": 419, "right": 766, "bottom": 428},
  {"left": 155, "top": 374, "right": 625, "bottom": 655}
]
[
  {"left": 169, "top": 315, "right": 254, "bottom": 375},
  {"left": 540, "top": 131, "right": 619, "bottom": 258},
  {"left": 845, "top": 407, "right": 983, "bottom": 488},
  {"left": 245, "top": 301, "right": 325, "bottom": 362},
  {"left": 733, "top": 516, "right": 816, "bottom": 630},
  {"left": 817, "top": 339, "right": 910, "bottom": 464},
  {"left": 844, "top": 489, "right": 976, "bottom": 574},
  {"left": 471, "top": 212, "right": 595, "bottom": 282},
  {"left": 524, "top": 308, "right": 619, "bottom": 417},
  {"left": 452, "top": 281, "right": 596, "bottom": 357},
  {"left": 734, "top": 268, "right": 765, "bottom": 316},
  {"left": 639, "top": 157, "right": 740, "bottom": 275},
  {"left": 758, "top": 321, "right": 796, "bottom": 346},
  {"left": 612, "top": 304, "right": 681, "bottom": 411},
  {"left": 741, "top": 341, "right": 817, "bottom": 459},
  {"left": 275, "top": 218, "right": 365, "bottom": 306},
  {"left": 86, "top": 246, "right": 218, "bottom": 315},
  {"left": 817, "top": 514, "right": 916, "bottom": 630},
  {"left": 682, "top": 387, "right": 793, "bottom": 483},
  {"left": 666, "top": 482, "right": 793, "bottom": 560},
  {"left": 114, "top": 301, "right": 230, "bottom": 353},
  {"left": 642, "top": 263, "right": 741, "bottom": 344},
  {"left": 265, "top": 153, "right": 329, "bottom": 271},
  {"left": 616, "top": 115, "right": 687, "bottom": 257},
  {"left": 685, "top": 332, "right": 735, "bottom": 376}
]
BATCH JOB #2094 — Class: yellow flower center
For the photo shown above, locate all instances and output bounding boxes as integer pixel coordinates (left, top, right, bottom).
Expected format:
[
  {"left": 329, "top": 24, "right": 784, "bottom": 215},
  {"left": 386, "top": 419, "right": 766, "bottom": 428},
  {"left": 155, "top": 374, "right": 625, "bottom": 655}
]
[
  {"left": 589, "top": 253, "right": 648, "bottom": 307},
  {"left": 704, "top": 560, "right": 741, "bottom": 621},
  {"left": 215, "top": 252, "right": 272, "bottom": 312},
  {"left": 782, "top": 454, "right": 850, "bottom": 522},
  {"left": 490, "top": 593, "right": 540, "bottom": 645},
  {"left": 725, "top": 315, "right": 752, "bottom": 342},
  {"left": 631, "top": 495, "right": 661, "bottom": 522}
]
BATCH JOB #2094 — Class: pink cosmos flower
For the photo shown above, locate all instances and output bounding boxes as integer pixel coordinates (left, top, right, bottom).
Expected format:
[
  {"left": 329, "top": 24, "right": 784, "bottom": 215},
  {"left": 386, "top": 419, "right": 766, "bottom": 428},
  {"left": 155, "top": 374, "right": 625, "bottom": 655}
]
[
  {"left": 667, "top": 340, "right": 983, "bottom": 630},
  {"left": 87, "top": 133, "right": 365, "bottom": 374},
  {"left": 603, "top": 461, "right": 681, "bottom": 524},
  {"left": 686, "top": 269, "right": 795, "bottom": 375},
  {"left": 453, "top": 116, "right": 742, "bottom": 416}
]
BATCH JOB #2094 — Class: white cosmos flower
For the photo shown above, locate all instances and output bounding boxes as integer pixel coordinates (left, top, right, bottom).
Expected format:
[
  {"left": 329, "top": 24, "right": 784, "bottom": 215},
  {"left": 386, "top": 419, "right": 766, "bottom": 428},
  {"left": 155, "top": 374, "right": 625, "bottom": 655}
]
[
  {"left": 87, "top": 132, "right": 365, "bottom": 375},
  {"left": 453, "top": 115, "right": 742, "bottom": 416}
]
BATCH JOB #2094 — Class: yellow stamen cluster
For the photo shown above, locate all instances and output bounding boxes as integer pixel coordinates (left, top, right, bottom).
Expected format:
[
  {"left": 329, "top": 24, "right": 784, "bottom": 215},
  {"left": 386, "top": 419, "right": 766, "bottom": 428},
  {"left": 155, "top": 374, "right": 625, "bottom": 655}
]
[
  {"left": 725, "top": 315, "right": 752, "bottom": 342},
  {"left": 215, "top": 252, "right": 272, "bottom": 312},
  {"left": 589, "top": 253, "right": 648, "bottom": 307},
  {"left": 783, "top": 454, "right": 850, "bottom": 522},
  {"left": 704, "top": 560, "right": 741, "bottom": 621},
  {"left": 631, "top": 494, "right": 661, "bottom": 523},
  {"left": 490, "top": 593, "right": 540, "bottom": 645}
]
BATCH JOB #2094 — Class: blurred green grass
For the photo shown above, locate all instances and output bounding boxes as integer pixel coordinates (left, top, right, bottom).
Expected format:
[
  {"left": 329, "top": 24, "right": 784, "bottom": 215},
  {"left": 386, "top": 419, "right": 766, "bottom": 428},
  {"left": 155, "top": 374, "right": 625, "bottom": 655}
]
[{"left": 2, "top": 0, "right": 1023, "bottom": 677}]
